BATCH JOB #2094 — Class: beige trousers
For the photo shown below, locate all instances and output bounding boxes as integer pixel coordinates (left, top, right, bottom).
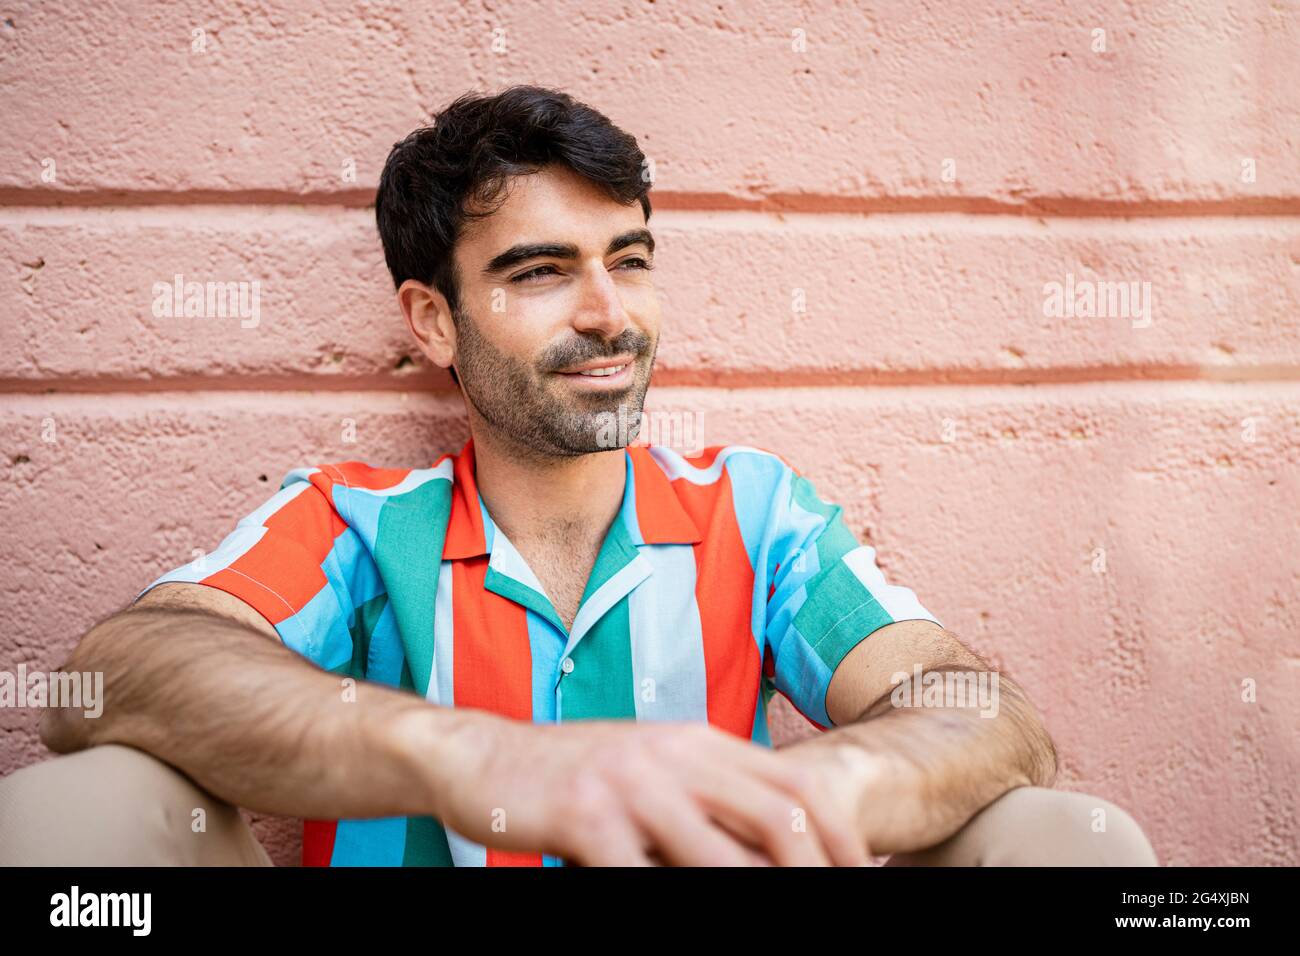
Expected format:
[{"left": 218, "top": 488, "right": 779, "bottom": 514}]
[{"left": 0, "top": 743, "right": 1158, "bottom": 866}]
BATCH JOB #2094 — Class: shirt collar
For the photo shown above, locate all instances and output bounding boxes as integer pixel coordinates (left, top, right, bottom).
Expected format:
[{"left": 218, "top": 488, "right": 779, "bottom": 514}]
[{"left": 441, "top": 435, "right": 702, "bottom": 561}]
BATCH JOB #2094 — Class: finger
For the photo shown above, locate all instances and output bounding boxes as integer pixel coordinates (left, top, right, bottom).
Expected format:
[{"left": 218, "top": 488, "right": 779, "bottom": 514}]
[
  {"left": 751, "top": 762, "right": 869, "bottom": 868},
  {"left": 678, "top": 760, "right": 832, "bottom": 866},
  {"left": 704, "top": 737, "right": 869, "bottom": 867},
  {"left": 796, "top": 788, "right": 870, "bottom": 867},
  {"left": 568, "top": 810, "right": 657, "bottom": 867},
  {"left": 743, "top": 843, "right": 776, "bottom": 866},
  {"left": 627, "top": 780, "right": 764, "bottom": 866},
  {"left": 704, "top": 788, "right": 831, "bottom": 866},
  {"left": 654, "top": 727, "right": 837, "bottom": 864}
]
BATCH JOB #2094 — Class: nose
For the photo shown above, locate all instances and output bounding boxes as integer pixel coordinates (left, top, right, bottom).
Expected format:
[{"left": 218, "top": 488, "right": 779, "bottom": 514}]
[{"left": 569, "top": 262, "right": 631, "bottom": 340}]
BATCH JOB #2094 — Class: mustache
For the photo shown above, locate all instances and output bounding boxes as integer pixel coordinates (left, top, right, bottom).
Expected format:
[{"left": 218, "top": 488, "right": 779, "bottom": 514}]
[{"left": 541, "top": 330, "right": 652, "bottom": 372}]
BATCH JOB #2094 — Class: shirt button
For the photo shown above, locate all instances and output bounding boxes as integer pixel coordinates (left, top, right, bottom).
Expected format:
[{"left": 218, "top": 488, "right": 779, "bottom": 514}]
[{"left": 560, "top": 657, "right": 575, "bottom": 674}]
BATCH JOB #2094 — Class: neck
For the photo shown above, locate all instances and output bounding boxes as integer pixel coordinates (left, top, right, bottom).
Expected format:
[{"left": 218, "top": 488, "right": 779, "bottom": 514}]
[{"left": 468, "top": 424, "right": 627, "bottom": 546}]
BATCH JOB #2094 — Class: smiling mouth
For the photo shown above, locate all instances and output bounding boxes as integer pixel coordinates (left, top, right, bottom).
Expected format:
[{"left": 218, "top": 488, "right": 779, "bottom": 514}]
[
  {"left": 551, "top": 357, "right": 636, "bottom": 389},
  {"left": 561, "top": 363, "right": 627, "bottom": 378}
]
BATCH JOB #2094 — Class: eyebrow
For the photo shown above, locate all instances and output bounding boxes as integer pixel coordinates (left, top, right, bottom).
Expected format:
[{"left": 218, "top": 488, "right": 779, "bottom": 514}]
[{"left": 480, "top": 228, "right": 655, "bottom": 277}]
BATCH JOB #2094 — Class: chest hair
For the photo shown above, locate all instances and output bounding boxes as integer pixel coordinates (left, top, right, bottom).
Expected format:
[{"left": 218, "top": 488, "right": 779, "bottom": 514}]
[{"left": 512, "top": 532, "right": 604, "bottom": 632}]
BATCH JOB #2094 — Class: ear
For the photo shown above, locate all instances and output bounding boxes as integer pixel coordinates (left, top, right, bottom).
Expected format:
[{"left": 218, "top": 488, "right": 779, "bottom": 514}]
[{"left": 397, "top": 279, "right": 457, "bottom": 374}]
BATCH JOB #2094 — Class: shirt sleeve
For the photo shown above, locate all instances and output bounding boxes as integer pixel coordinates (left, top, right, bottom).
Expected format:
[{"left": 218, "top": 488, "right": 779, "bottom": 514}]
[
  {"left": 763, "top": 463, "right": 941, "bottom": 730},
  {"left": 134, "top": 469, "right": 361, "bottom": 674}
]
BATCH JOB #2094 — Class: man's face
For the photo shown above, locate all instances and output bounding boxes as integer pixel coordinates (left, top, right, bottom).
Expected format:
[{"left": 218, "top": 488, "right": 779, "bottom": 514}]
[{"left": 449, "top": 164, "right": 660, "bottom": 457}]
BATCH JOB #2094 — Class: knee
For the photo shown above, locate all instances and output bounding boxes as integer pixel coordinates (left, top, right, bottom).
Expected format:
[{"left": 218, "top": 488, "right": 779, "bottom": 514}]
[
  {"left": 0, "top": 744, "right": 261, "bottom": 865},
  {"left": 887, "top": 786, "right": 1159, "bottom": 867},
  {"left": 972, "top": 786, "right": 1160, "bottom": 867}
]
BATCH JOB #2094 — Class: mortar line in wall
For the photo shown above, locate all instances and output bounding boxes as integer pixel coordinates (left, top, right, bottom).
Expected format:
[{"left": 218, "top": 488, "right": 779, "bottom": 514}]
[
  {"left": 3, "top": 189, "right": 1300, "bottom": 219},
  {"left": 3, "top": 367, "right": 1300, "bottom": 396}
]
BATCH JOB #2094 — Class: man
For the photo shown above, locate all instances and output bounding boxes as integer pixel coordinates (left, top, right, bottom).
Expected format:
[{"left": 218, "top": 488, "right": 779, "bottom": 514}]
[{"left": 0, "top": 86, "right": 1156, "bottom": 867}]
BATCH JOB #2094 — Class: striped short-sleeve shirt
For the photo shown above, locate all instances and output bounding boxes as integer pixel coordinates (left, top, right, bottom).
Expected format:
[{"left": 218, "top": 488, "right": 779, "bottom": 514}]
[{"left": 139, "top": 437, "right": 941, "bottom": 866}]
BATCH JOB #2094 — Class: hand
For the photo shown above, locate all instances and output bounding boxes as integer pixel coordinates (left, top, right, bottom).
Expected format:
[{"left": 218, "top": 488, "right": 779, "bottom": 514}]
[
  {"left": 430, "top": 713, "right": 872, "bottom": 866},
  {"left": 776, "top": 734, "right": 916, "bottom": 859}
]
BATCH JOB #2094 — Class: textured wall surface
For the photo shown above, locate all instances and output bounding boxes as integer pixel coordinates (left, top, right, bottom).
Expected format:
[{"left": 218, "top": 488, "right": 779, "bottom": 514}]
[{"left": 1, "top": 1, "right": 1297, "bottom": 866}]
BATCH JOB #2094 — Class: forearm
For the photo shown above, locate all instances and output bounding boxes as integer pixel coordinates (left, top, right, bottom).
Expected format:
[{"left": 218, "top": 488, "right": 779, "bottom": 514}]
[
  {"left": 40, "top": 606, "right": 477, "bottom": 821},
  {"left": 799, "top": 668, "right": 1057, "bottom": 855}
]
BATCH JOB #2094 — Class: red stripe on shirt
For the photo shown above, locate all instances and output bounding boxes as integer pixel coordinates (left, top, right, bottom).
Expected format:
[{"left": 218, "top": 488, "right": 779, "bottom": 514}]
[
  {"left": 452, "top": 557, "right": 544, "bottom": 867},
  {"left": 205, "top": 485, "right": 348, "bottom": 625},
  {"left": 314, "top": 462, "right": 414, "bottom": 492},
  {"left": 672, "top": 462, "right": 761, "bottom": 739},
  {"left": 302, "top": 819, "right": 338, "bottom": 866}
]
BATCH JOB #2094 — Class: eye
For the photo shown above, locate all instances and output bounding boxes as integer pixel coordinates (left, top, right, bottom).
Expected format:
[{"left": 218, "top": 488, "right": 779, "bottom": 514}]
[
  {"left": 616, "top": 256, "right": 655, "bottom": 274},
  {"left": 510, "top": 264, "right": 560, "bottom": 283}
]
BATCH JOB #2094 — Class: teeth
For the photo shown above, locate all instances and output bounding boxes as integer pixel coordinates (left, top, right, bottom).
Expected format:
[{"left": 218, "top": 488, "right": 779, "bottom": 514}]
[{"left": 576, "top": 364, "right": 626, "bottom": 377}]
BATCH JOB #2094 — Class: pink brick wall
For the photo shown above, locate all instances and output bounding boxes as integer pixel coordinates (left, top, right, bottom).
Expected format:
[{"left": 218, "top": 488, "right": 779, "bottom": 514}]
[{"left": 2, "top": 1, "right": 1297, "bottom": 866}]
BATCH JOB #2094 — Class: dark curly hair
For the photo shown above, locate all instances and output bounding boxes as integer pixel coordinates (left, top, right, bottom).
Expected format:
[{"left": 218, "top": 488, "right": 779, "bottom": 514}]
[{"left": 375, "top": 85, "right": 654, "bottom": 384}]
